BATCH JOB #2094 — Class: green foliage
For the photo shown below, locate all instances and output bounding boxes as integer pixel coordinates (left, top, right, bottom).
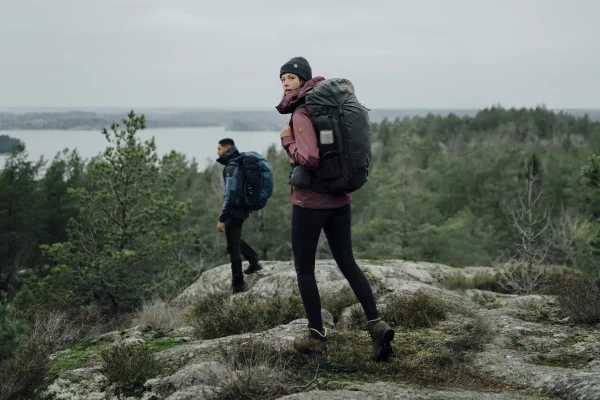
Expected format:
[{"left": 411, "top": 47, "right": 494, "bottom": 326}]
[
  {"left": 0, "top": 302, "right": 27, "bottom": 362},
  {"left": 3, "top": 106, "right": 600, "bottom": 322},
  {"left": 40, "top": 111, "right": 198, "bottom": 314},
  {"left": 100, "top": 342, "right": 165, "bottom": 397},
  {"left": 190, "top": 292, "right": 305, "bottom": 339},
  {"left": 0, "top": 144, "right": 44, "bottom": 297},
  {"left": 581, "top": 154, "right": 600, "bottom": 264}
]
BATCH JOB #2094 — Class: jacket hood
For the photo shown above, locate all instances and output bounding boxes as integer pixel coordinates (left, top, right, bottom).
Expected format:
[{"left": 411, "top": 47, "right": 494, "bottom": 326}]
[
  {"left": 217, "top": 145, "right": 241, "bottom": 165},
  {"left": 275, "top": 76, "right": 325, "bottom": 114}
]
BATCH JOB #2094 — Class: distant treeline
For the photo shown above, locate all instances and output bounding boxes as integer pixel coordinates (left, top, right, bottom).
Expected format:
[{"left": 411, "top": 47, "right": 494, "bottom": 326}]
[
  {"left": 3, "top": 108, "right": 599, "bottom": 132},
  {"left": 0, "top": 110, "right": 287, "bottom": 132},
  {"left": 0, "top": 135, "right": 22, "bottom": 154}
]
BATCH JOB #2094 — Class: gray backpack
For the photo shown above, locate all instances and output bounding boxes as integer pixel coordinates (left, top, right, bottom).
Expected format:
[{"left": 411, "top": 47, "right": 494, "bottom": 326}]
[{"left": 290, "top": 78, "right": 372, "bottom": 194}]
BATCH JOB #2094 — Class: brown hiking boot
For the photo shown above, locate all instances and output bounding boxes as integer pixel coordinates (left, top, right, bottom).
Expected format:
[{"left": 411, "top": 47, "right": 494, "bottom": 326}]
[
  {"left": 293, "top": 327, "right": 327, "bottom": 356},
  {"left": 367, "top": 318, "right": 395, "bottom": 362}
]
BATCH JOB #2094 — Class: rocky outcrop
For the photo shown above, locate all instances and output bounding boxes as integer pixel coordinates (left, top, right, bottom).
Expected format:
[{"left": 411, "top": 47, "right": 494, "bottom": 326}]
[{"left": 46, "top": 260, "right": 600, "bottom": 400}]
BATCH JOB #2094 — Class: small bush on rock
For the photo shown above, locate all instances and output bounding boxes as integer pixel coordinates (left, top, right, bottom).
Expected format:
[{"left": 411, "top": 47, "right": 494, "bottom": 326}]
[
  {"left": 100, "top": 342, "right": 164, "bottom": 397},
  {"left": 338, "top": 303, "right": 367, "bottom": 331},
  {"left": 443, "top": 316, "right": 495, "bottom": 353},
  {"left": 130, "top": 298, "right": 186, "bottom": 330},
  {"left": 191, "top": 292, "right": 305, "bottom": 339},
  {"left": 557, "top": 278, "right": 600, "bottom": 324},
  {"left": 206, "top": 338, "right": 307, "bottom": 400},
  {"left": 321, "top": 286, "right": 358, "bottom": 324},
  {"left": 381, "top": 291, "right": 451, "bottom": 330},
  {"left": 441, "top": 271, "right": 507, "bottom": 293}
]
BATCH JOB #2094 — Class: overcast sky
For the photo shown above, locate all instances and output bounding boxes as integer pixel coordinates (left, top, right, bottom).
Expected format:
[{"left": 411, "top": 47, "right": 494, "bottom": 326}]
[{"left": 1, "top": 0, "right": 599, "bottom": 109}]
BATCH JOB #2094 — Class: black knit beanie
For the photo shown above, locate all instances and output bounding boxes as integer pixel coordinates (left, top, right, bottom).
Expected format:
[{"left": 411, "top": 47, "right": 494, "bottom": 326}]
[{"left": 280, "top": 57, "right": 312, "bottom": 83}]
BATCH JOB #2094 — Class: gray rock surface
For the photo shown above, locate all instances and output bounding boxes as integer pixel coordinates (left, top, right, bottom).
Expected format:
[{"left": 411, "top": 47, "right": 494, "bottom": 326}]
[
  {"left": 46, "top": 260, "right": 599, "bottom": 400},
  {"left": 278, "top": 382, "right": 550, "bottom": 399}
]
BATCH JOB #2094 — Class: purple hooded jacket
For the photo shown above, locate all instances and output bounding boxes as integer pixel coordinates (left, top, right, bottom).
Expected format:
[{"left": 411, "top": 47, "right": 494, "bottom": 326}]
[{"left": 276, "top": 77, "right": 352, "bottom": 210}]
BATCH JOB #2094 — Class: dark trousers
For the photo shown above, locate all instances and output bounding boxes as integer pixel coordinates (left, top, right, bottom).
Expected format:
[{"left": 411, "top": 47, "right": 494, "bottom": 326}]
[
  {"left": 225, "top": 217, "right": 260, "bottom": 287},
  {"left": 291, "top": 204, "right": 379, "bottom": 331}
]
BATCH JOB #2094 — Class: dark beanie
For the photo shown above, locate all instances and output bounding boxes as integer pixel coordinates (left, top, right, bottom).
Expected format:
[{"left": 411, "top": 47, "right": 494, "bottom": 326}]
[{"left": 280, "top": 57, "right": 312, "bottom": 83}]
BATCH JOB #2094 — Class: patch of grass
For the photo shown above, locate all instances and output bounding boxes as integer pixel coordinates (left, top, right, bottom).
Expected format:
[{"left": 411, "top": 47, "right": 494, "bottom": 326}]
[
  {"left": 146, "top": 338, "right": 186, "bottom": 353},
  {"left": 293, "top": 329, "right": 498, "bottom": 389},
  {"left": 538, "top": 267, "right": 583, "bottom": 295},
  {"left": 205, "top": 337, "right": 308, "bottom": 400},
  {"left": 321, "top": 286, "right": 358, "bottom": 324},
  {"left": 100, "top": 342, "right": 165, "bottom": 398},
  {"left": 207, "top": 314, "right": 500, "bottom": 399},
  {"left": 50, "top": 339, "right": 109, "bottom": 373},
  {"left": 530, "top": 353, "right": 593, "bottom": 369},
  {"left": 441, "top": 271, "right": 507, "bottom": 293},
  {"left": 338, "top": 304, "right": 366, "bottom": 331},
  {"left": 49, "top": 335, "right": 183, "bottom": 374},
  {"left": 557, "top": 278, "right": 600, "bottom": 324},
  {"left": 190, "top": 292, "right": 305, "bottom": 339},
  {"left": 380, "top": 291, "right": 452, "bottom": 330},
  {"left": 442, "top": 317, "right": 495, "bottom": 353},
  {"left": 516, "top": 301, "right": 561, "bottom": 323},
  {"left": 470, "top": 291, "right": 502, "bottom": 309},
  {"left": 130, "top": 298, "right": 186, "bottom": 331}
]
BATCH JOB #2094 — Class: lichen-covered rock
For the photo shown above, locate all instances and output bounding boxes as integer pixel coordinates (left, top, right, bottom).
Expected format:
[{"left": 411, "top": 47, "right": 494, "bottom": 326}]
[
  {"left": 144, "top": 362, "right": 226, "bottom": 398},
  {"left": 45, "top": 260, "right": 600, "bottom": 400},
  {"left": 174, "top": 260, "right": 465, "bottom": 305},
  {"left": 43, "top": 369, "right": 109, "bottom": 400},
  {"left": 277, "top": 382, "right": 549, "bottom": 399}
]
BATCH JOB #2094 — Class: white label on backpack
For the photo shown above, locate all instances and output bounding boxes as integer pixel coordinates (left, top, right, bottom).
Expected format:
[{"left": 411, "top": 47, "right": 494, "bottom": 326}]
[{"left": 320, "top": 130, "right": 334, "bottom": 145}]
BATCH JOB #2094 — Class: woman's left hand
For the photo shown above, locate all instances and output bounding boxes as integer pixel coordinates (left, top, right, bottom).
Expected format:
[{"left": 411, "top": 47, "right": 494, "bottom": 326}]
[{"left": 280, "top": 123, "right": 293, "bottom": 138}]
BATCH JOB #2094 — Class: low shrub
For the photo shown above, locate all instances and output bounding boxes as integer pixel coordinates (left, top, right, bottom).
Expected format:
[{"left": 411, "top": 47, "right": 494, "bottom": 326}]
[
  {"left": 557, "top": 278, "right": 600, "bottom": 324},
  {"left": 321, "top": 286, "right": 358, "bottom": 324},
  {"left": 130, "top": 298, "right": 186, "bottom": 330},
  {"left": 380, "top": 290, "right": 451, "bottom": 330},
  {"left": 441, "top": 271, "right": 507, "bottom": 293},
  {"left": 190, "top": 292, "right": 305, "bottom": 339},
  {"left": 206, "top": 338, "right": 306, "bottom": 400},
  {"left": 443, "top": 316, "right": 495, "bottom": 353},
  {"left": 100, "top": 342, "right": 165, "bottom": 397}
]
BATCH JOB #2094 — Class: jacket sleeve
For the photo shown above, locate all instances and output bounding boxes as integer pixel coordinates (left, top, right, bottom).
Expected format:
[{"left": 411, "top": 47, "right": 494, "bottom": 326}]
[
  {"left": 281, "top": 111, "right": 320, "bottom": 169},
  {"left": 219, "top": 164, "right": 240, "bottom": 223}
]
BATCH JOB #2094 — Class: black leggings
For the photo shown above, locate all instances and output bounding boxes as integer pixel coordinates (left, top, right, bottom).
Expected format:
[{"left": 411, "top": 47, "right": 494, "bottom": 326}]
[
  {"left": 291, "top": 204, "right": 379, "bottom": 331},
  {"left": 225, "top": 217, "right": 260, "bottom": 286}
]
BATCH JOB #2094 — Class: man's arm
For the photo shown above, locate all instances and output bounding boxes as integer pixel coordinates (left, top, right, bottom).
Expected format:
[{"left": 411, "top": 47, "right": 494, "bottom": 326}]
[{"left": 218, "top": 164, "right": 240, "bottom": 223}]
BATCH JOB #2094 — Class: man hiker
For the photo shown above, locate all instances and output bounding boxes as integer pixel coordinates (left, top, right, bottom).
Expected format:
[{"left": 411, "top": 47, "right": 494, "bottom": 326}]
[{"left": 216, "top": 138, "right": 263, "bottom": 293}]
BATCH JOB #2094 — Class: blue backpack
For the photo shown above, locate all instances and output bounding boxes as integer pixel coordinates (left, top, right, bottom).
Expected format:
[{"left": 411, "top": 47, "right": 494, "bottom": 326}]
[{"left": 239, "top": 152, "right": 274, "bottom": 211}]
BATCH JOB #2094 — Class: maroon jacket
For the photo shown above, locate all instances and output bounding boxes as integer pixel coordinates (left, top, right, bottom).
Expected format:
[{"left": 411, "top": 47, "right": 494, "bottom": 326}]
[{"left": 276, "top": 77, "right": 352, "bottom": 210}]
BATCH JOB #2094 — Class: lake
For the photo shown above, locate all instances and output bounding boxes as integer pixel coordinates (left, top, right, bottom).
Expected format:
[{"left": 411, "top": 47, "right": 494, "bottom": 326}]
[{"left": 0, "top": 127, "right": 281, "bottom": 171}]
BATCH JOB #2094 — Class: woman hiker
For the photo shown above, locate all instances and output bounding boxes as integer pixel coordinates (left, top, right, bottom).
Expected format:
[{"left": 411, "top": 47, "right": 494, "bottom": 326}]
[{"left": 276, "top": 56, "right": 395, "bottom": 362}]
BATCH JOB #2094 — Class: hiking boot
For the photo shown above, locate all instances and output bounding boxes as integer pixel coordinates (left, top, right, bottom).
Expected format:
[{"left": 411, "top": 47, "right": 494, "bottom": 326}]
[
  {"left": 231, "top": 280, "right": 246, "bottom": 294},
  {"left": 243, "top": 263, "right": 263, "bottom": 275},
  {"left": 367, "top": 318, "right": 395, "bottom": 362},
  {"left": 293, "top": 327, "right": 327, "bottom": 356}
]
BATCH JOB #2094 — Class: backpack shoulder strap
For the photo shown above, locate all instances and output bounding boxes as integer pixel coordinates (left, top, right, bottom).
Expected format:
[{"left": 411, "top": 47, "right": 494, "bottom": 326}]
[{"left": 289, "top": 104, "right": 307, "bottom": 130}]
